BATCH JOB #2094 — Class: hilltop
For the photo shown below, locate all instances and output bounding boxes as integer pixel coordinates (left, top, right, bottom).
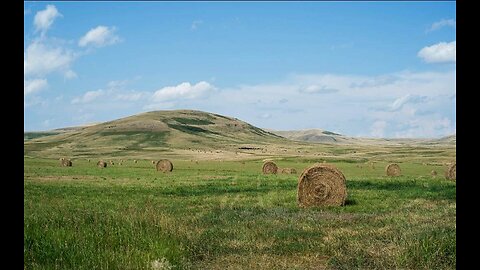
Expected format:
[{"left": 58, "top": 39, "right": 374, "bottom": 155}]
[{"left": 24, "top": 110, "right": 287, "bottom": 159}]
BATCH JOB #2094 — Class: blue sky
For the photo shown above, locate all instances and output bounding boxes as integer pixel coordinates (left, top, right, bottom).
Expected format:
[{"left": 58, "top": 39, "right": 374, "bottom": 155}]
[{"left": 24, "top": 1, "right": 456, "bottom": 138}]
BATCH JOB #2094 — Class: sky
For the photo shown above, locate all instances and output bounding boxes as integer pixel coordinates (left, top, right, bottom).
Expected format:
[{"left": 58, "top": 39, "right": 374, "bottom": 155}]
[{"left": 24, "top": 1, "right": 456, "bottom": 138}]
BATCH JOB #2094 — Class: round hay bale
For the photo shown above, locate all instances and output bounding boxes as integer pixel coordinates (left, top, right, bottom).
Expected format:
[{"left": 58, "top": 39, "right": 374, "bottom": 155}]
[
  {"left": 156, "top": 159, "right": 173, "bottom": 172},
  {"left": 97, "top": 160, "right": 107, "bottom": 168},
  {"left": 445, "top": 163, "right": 456, "bottom": 181},
  {"left": 262, "top": 161, "right": 278, "bottom": 174},
  {"left": 431, "top": 170, "right": 438, "bottom": 177},
  {"left": 61, "top": 159, "right": 72, "bottom": 167},
  {"left": 385, "top": 163, "right": 401, "bottom": 176},
  {"left": 280, "top": 168, "right": 297, "bottom": 174},
  {"left": 297, "top": 164, "right": 347, "bottom": 207},
  {"left": 152, "top": 160, "right": 156, "bottom": 164},
  {"left": 134, "top": 160, "right": 137, "bottom": 164}
]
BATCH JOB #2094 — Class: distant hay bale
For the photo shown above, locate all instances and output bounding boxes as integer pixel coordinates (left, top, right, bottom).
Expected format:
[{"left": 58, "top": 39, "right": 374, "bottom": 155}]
[
  {"left": 134, "top": 160, "right": 137, "bottom": 163},
  {"left": 60, "top": 158, "right": 72, "bottom": 167},
  {"left": 110, "top": 161, "right": 114, "bottom": 165},
  {"left": 262, "top": 161, "right": 278, "bottom": 174},
  {"left": 88, "top": 159, "right": 91, "bottom": 162},
  {"left": 152, "top": 160, "right": 156, "bottom": 164},
  {"left": 297, "top": 164, "right": 347, "bottom": 207},
  {"left": 445, "top": 162, "right": 456, "bottom": 181},
  {"left": 156, "top": 159, "right": 173, "bottom": 172},
  {"left": 385, "top": 163, "right": 401, "bottom": 176},
  {"left": 431, "top": 170, "right": 438, "bottom": 177},
  {"left": 280, "top": 168, "right": 297, "bottom": 174},
  {"left": 97, "top": 160, "right": 107, "bottom": 168}
]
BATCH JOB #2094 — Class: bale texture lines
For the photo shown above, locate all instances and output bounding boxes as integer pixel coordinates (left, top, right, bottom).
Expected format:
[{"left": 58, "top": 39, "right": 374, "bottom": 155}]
[
  {"left": 297, "top": 164, "right": 347, "bottom": 207},
  {"left": 156, "top": 159, "right": 173, "bottom": 172},
  {"left": 385, "top": 163, "right": 401, "bottom": 176},
  {"left": 262, "top": 161, "right": 278, "bottom": 174},
  {"left": 445, "top": 162, "right": 456, "bottom": 181}
]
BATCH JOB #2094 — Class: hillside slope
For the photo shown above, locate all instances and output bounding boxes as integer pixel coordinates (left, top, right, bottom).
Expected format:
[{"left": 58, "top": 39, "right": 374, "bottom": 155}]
[{"left": 24, "top": 110, "right": 286, "bottom": 158}]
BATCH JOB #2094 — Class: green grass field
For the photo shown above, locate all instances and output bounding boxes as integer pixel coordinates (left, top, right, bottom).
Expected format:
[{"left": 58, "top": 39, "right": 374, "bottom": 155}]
[{"left": 24, "top": 157, "right": 456, "bottom": 269}]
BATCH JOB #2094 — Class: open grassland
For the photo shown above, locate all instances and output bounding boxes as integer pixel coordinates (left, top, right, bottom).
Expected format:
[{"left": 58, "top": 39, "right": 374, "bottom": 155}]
[{"left": 24, "top": 157, "right": 456, "bottom": 269}]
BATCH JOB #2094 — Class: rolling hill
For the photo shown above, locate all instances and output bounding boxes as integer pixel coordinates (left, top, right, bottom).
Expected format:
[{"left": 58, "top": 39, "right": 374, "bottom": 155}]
[
  {"left": 24, "top": 110, "right": 456, "bottom": 163},
  {"left": 24, "top": 110, "right": 287, "bottom": 159}
]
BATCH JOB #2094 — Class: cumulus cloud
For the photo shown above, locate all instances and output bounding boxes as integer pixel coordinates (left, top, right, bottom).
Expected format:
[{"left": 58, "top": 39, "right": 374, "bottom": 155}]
[
  {"left": 428, "top": 19, "right": 456, "bottom": 32},
  {"left": 71, "top": 90, "right": 105, "bottom": 104},
  {"left": 24, "top": 41, "right": 76, "bottom": 78},
  {"left": 152, "top": 81, "right": 216, "bottom": 102},
  {"left": 79, "top": 26, "right": 121, "bottom": 47},
  {"left": 36, "top": 70, "right": 454, "bottom": 138},
  {"left": 24, "top": 79, "right": 48, "bottom": 96},
  {"left": 34, "top": 5, "right": 62, "bottom": 35},
  {"left": 418, "top": 41, "right": 456, "bottom": 63}
]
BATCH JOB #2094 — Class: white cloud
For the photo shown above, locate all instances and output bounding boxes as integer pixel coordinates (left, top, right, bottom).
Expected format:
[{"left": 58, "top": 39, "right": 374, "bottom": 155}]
[
  {"left": 299, "top": 84, "right": 339, "bottom": 94},
  {"left": 34, "top": 5, "right": 62, "bottom": 35},
  {"left": 390, "top": 94, "right": 428, "bottom": 111},
  {"left": 78, "top": 26, "right": 120, "bottom": 47},
  {"left": 428, "top": 19, "right": 456, "bottom": 32},
  {"left": 24, "top": 79, "right": 48, "bottom": 96},
  {"left": 115, "top": 92, "right": 146, "bottom": 101},
  {"left": 191, "top": 20, "right": 203, "bottom": 30},
  {"left": 152, "top": 81, "right": 216, "bottom": 102},
  {"left": 394, "top": 117, "right": 454, "bottom": 138},
  {"left": 418, "top": 41, "right": 456, "bottom": 63},
  {"left": 370, "top": 121, "right": 387, "bottom": 138},
  {"left": 24, "top": 41, "right": 76, "bottom": 77},
  {"left": 37, "top": 70, "right": 454, "bottom": 138},
  {"left": 64, "top": 70, "right": 77, "bottom": 79},
  {"left": 71, "top": 90, "right": 104, "bottom": 104}
]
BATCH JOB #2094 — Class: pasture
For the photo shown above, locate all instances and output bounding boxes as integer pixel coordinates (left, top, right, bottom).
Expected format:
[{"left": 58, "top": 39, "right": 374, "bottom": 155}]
[{"left": 24, "top": 157, "right": 456, "bottom": 269}]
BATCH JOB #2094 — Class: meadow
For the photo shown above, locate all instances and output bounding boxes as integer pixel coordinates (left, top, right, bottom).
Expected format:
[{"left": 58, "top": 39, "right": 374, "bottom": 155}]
[{"left": 24, "top": 157, "right": 456, "bottom": 269}]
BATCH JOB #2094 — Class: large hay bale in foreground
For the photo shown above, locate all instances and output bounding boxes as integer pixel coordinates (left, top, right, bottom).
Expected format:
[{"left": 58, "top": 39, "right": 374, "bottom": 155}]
[
  {"left": 297, "top": 164, "right": 347, "bottom": 207},
  {"left": 97, "top": 160, "right": 107, "bottom": 168},
  {"left": 262, "top": 161, "right": 278, "bottom": 174},
  {"left": 385, "top": 163, "right": 401, "bottom": 176},
  {"left": 445, "top": 163, "right": 456, "bottom": 181},
  {"left": 61, "top": 159, "right": 72, "bottom": 167},
  {"left": 156, "top": 159, "right": 173, "bottom": 172},
  {"left": 280, "top": 168, "right": 297, "bottom": 174}
]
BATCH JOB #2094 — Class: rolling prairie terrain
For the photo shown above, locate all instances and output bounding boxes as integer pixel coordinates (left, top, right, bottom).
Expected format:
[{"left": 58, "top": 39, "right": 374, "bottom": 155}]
[{"left": 24, "top": 110, "right": 456, "bottom": 269}]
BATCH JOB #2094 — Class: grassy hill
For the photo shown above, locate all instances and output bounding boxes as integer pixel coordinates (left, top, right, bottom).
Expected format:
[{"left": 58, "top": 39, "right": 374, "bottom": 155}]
[
  {"left": 24, "top": 110, "right": 287, "bottom": 159},
  {"left": 24, "top": 110, "right": 456, "bottom": 165}
]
